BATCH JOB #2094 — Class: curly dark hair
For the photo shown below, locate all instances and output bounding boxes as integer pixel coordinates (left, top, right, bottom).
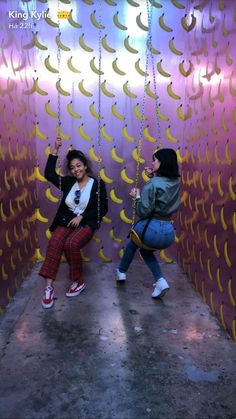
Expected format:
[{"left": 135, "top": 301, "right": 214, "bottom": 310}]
[
  {"left": 66, "top": 150, "right": 92, "bottom": 173},
  {"left": 153, "top": 148, "right": 180, "bottom": 178}
]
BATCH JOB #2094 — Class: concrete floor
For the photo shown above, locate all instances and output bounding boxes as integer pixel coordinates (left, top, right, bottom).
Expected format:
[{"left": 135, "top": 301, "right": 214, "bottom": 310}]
[{"left": 0, "top": 261, "right": 235, "bottom": 419}]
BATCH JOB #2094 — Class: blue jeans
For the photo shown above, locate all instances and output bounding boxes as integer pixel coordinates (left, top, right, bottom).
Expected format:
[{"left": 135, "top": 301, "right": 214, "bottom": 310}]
[{"left": 118, "top": 219, "right": 175, "bottom": 281}]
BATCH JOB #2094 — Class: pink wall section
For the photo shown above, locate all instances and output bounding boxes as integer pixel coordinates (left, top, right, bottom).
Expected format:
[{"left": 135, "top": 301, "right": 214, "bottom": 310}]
[
  {"left": 0, "top": 1, "right": 235, "bottom": 340},
  {"left": 0, "top": 1, "right": 37, "bottom": 312},
  {"left": 176, "top": 1, "right": 236, "bottom": 339}
]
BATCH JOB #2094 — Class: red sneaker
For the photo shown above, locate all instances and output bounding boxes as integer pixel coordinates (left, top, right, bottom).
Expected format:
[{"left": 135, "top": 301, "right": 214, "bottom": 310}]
[
  {"left": 42, "top": 286, "right": 54, "bottom": 309},
  {"left": 66, "top": 282, "right": 86, "bottom": 297}
]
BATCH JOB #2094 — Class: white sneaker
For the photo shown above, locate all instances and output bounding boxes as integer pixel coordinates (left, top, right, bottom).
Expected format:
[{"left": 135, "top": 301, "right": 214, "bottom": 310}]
[
  {"left": 152, "top": 277, "right": 170, "bottom": 298},
  {"left": 116, "top": 269, "right": 126, "bottom": 282}
]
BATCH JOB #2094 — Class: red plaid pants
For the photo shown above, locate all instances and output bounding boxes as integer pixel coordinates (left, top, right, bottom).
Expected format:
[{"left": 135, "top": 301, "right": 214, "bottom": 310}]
[{"left": 39, "top": 226, "right": 93, "bottom": 282}]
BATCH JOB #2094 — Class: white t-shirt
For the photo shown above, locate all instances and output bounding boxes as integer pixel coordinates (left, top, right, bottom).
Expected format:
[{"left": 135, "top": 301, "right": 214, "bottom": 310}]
[{"left": 65, "top": 178, "right": 94, "bottom": 215}]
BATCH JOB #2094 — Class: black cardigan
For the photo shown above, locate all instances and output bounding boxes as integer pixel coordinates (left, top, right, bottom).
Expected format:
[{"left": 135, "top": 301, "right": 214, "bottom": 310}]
[{"left": 45, "top": 154, "right": 108, "bottom": 232}]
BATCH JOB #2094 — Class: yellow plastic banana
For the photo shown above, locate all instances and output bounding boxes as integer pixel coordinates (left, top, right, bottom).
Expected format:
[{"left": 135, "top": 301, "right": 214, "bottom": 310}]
[
  {"left": 157, "top": 104, "right": 169, "bottom": 121},
  {"left": 34, "top": 32, "right": 48, "bottom": 50},
  {"left": 168, "top": 37, "right": 183, "bottom": 55},
  {"left": 133, "top": 103, "right": 146, "bottom": 120},
  {"left": 67, "top": 101, "right": 81, "bottom": 119},
  {"left": 110, "top": 188, "right": 123, "bottom": 204},
  {"left": 217, "top": 172, "right": 224, "bottom": 197},
  {"left": 92, "top": 235, "right": 102, "bottom": 243},
  {"left": 45, "top": 100, "right": 58, "bottom": 118},
  {"left": 120, "top": 208, "right": 133, "bottom": 224},
  {"left": 214, "top": 142, "right": 221, "bottom": 164},
  {"left": 207, "top": 258, "right": 213, "bottom": 281},
  {"left": 127, "top": 0, "right": 139, "bottom": 6},
  {"left": 112, "top": 58, "right": 126, "bottom": 76},
  {"left": 159, "top": 13, "right": 173, "bottom": 32},
  {"left": 124, "top": 36, "right": 138, "bottom": 54},
  {"left": 216, "top": 267, "right": 223, "bottom": 293},
  {"left": 157, "top": 59, "right": 171, "bottom": 77},
  {"left": 145, "top": 82, "right": 157, "bottom": 99},
  {"left": 120, "top": 167, "right": 134, "bottom": 184},
  {"left": 35, "top": 122, "right": 48, "bottom": 140},
  {"left": 5, "top": 230, "right": 12, "bottom": 248},
  {"left": 224, "top": 241, "right": 232, "bottom": 267},
  {"left": 220, "top": 206, "right": 227, "bottom": 231},
  {"left": 79, "top": 33, "right": 94, "bottom": 52},
  {"left": 89, "top": 145, "right": 102, "bottom": 162},
  {"left": 45, "top": 8, "right": 59, "bottom": 27},
  {"left": 113, "top": 11, "right": 128, "bottom": 31},
  {"left": 4, "top": 170, "right": 10, "bottom": 191},
  {"left": 56, "top": 33, "right": 71, "bottom": 51},
  {"left": 67, "top": 56, "right": 81, "bottom": 73},
  {"left": 143, "top": 126, "right": 156, "bottom": 142},
  {"left": 90, "top": 10, "right": 105, "bottom": 30},
  {"left": 146, "top": 40, "right": 161, "bottom": 55},
  {"left": 160, "top": 249, "right": 173, "bottom": 263},
  {"left": 78, "top": 79, "right": 93, "bottom": 97},
  {"left": 35, "top": 208, "right": 48, "bottom": 223},
  {"left": 181, "top": 14, "right": 196, "bottom": 32},
  {"left": 100, "top": 167, "right": 113, "bottom": 183},
  {"left": 101, "top": 35, "right": 116, "bottom": 53},
  {"left": 102, "top": 215, "right": 112, "bottom": 223},
  {"left": 136, "top": 13, "right": 148, "bottom": 31},
  {"left": 213, "top": 234, "right": 220, "bottom": 258},
  {"left": 232, "top": 319, "right": 236, "bottom": 342},
  {"left": 132, "top": 147, "right": 145, "bottom": 164},
  {"left": 100, "top": 124, "right": 114, "bottom": 142},
  {"left": 98, "top": 247, "right": 112, "bottom": 262},
  {"left": 228, "top": 175, "right": 236, "bottom": 200},
  {"left": 101, "top": 80, "right": 115, "bottom": 98},
  {"left": 135, "top": 59, "right": 147, "bottom": 77},
  {"left": 110, "top": 146, "right": 124, "bottom": 163},
  {"left": 119, "top": 247, "right": 124, "bottom": 258},
  {"left": 90, "top": 57, "right": 104, "bottom": 75},
  {"left": 225, "top": 140, "right": 232, "bottom": 165},
  {"left": 208, "top": 173, "right": 213, "bottom": 194},
  {"left": 171, "top": 0, "right": 185, "bottom": 9},
  {"left": 68, "top": 10, "right": 82, "bottom": 28},
  {"left": 111, "top": 102, "right": 125, "bottom": 120},
  {"left": 44, "top": 55, "right": 59, "bottom": 73},
  {"left": 80, "top": 250, "right": 91, "bottom": 263},
  {"left": 122, "top": 125, "right": 135, "bottom": 142},
  {"left": 89, "top": 101, "right": 103, "bottom": 119},
  {"left": 35, "top": 166, "right": 47, "bottom": 182},
  {"left": 32, "top": 247, "right": 45, "bottom": 261},
  {"left": 233, "top": 212, "right": 236, "bottom": 235},
  {"left": 219, "top": 303, "right": 227, "bottom": 330},
  {"left": 227, "top": 279, "right": 235, "bottom": 307},
  {"left": 225, "top": 42, "right": 233, "bottom": 66},
  {"left": 167, "top": 82, "right": 181, "bottom": 100},
  {"left": 109, "top": 227, "right": 123, "bottom": 243},
  {"left": 45, "top": 186, "right": 59, "bottom": 203},
  {"left": 123, "top": 81, "right": 137, "bottom": 99},
  {"left": 179, "top": 60, "right": 193, "bottom": 77},
  {"left": 56, "top": 79, "right": 70, "bottom": 96},
  {"left": 78, "top": 123, "right": 93, "bottom": 141},
  {"left": 1, "top": 264, "right": 8, "bottom": 280},
  {"left": 229, "top": 71, "right": 236, "bottom": 97},
  {"left": 165, "top": 126, "right": 178, "bottom": 143},
  {"left": 46, "top": 228, "right": 52, "bottom": 240}
]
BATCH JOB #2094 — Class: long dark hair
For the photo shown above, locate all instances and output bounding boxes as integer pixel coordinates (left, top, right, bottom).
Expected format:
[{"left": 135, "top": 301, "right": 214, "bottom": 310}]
[
  {"left": 153, "top": 148, "right": 180, "bottom": 178},
  {"left": 66, "top": 150, "right": 92, "bottom": 174}
]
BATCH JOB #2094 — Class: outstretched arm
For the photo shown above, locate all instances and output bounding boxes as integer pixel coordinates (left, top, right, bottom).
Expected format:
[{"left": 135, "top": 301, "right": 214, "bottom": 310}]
[{"left": 44, "top": 138, "right": 62, "bottom": 188}]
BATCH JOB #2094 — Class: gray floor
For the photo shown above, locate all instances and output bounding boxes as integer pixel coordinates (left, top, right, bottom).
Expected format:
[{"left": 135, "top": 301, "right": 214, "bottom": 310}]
[{"left": 0, "top": 260, "right": 235, "bottom": 419}]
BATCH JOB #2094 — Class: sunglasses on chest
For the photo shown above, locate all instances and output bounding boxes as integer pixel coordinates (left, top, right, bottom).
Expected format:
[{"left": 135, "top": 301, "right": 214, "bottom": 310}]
[{"left": 74, "top": 190, "right": 81, "bottom": 205}]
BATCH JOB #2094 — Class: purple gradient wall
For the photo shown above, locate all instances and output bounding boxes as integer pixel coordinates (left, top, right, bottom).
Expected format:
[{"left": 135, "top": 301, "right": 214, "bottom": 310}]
[
  {"left": 0, "top": 0, "right": 235, "bottom": 340},
  {"left": 176, "top": 1, "right": 236, "bottom": 340},
  {"left": 0, "top": 0, "right": 37, "bottom": 311}
]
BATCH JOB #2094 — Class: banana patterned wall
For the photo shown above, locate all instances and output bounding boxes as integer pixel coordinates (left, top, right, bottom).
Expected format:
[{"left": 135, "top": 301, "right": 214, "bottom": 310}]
[
  {"left": 0, "top": 2, "right": 37, "bottom": 312},
  {"left": 0, "top": 0, "right": 235, "bottom": 340},
  {"left": 31, "top": 0, "right": 187, "bottom": 266},
  {"left": 176, "top": 0, "right": 236, "bottom": 341}
]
